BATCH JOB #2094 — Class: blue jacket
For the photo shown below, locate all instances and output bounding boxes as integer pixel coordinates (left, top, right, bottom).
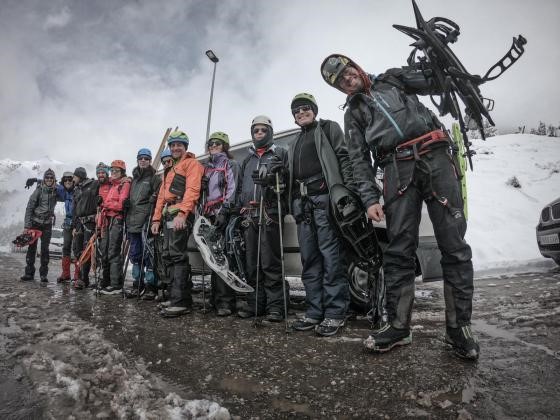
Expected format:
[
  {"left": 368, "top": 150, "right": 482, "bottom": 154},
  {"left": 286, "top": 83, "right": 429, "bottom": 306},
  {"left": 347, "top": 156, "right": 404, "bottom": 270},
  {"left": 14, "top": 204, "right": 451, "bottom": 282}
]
[{"left": 56, "top": 184, "right": 74, "bottom": 227}]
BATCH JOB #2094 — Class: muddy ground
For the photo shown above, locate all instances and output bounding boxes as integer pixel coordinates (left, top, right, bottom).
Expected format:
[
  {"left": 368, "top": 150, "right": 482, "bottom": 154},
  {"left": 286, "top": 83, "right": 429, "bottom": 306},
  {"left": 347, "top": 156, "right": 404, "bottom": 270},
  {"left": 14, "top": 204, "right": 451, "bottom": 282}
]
[{"left": 1, "top": 252, "right": 559, "bottom": 419}]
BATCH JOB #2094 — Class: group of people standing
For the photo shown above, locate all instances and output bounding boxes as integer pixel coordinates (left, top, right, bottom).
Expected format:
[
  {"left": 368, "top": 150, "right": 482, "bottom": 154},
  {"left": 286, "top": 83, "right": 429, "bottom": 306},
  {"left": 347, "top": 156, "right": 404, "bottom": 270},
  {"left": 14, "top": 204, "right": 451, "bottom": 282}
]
[{"left": 18, "top": 52, "right": 479, "bottom": 360}]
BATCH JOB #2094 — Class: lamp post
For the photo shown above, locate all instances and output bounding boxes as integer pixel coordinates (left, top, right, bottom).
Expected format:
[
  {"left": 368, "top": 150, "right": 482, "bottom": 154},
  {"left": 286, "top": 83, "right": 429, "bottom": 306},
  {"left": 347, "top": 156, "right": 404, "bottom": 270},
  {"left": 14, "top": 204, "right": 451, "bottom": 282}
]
[{"left": 205, "top": 49, "right": 219, "bottom": 142}]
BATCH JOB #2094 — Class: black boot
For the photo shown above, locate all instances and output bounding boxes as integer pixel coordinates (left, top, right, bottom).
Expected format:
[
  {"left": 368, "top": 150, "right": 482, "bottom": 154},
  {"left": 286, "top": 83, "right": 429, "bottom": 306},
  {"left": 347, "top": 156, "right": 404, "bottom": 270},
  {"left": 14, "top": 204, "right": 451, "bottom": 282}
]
[
  {"left": 20, "top": 274, "right": 34, "bottom": 281},
  {"left": 445, "top": 325, "right": 479, "bottom": 360},
  {"left": 363, "top": 324, "right": 412, "bottom": 353}
]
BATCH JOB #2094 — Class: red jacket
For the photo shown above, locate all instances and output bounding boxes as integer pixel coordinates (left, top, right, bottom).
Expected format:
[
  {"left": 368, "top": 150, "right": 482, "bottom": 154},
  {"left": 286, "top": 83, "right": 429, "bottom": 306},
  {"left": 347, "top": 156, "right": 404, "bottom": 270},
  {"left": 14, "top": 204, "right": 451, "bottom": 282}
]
[
  {"left": 102, "top": 177, "right": 131, "bottom": 218},
  {"left": 153, "top": 152, "right": 204, "bottom": 222}
]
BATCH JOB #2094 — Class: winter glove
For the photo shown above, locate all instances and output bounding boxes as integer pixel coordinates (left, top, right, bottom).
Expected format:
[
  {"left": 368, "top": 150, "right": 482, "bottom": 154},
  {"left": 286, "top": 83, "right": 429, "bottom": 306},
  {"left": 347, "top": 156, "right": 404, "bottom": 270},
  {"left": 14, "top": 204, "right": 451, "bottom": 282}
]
[
  {"left": 123, "top": 198, "right": 131, "bottom": 211},
  {"left": 97, "top": 195, "right": 103, "bottom": 206},
  {"left": 201, "top": 176, "right": 209, "bottom": 190},
  {"left": 215, "top": 207, "right": 229, "bottom": 230},
  {"left": 25, "top": 178, "right": 38, "bottom": 189}
]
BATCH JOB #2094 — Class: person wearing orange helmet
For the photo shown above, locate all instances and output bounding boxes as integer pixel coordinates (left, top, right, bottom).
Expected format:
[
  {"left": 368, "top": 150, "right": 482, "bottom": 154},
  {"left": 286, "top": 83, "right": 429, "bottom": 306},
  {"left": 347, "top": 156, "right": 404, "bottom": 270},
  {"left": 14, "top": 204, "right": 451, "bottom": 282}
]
[{"left": 98, "top": 159, "right": 131, "bottom": 295}]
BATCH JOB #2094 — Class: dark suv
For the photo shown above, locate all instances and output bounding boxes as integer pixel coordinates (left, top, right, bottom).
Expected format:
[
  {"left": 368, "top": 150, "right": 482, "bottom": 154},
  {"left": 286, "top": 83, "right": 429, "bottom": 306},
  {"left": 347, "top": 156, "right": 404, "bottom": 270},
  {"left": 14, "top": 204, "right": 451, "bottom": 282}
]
[{"left": 536, "top": 197, "right": 560, "bottom": 266}]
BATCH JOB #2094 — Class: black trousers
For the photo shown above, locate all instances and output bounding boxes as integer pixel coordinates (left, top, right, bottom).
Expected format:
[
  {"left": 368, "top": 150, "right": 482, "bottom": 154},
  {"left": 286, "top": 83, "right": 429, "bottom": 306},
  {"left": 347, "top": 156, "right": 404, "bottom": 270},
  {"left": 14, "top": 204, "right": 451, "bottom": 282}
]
[
  {"left": 73, "top": 220, "right": 98, "bottom": 284},
  {"left": 25, "top": 223, "right": 52, "bottom": 278},
  {"left": 382, "top": 147, "right": 473, "bottom": 329},
  {"left": 162, "top": 214, "right": 193, "bottom": 308},
  {"left": 62, "top": 224, "right": 73, "bottom": 257},
  {"left": 99, "top": 217, "right": 124, "bottom": 288},
  {"left": 243, "top": 213, "right": 289, "bottom": 315}
]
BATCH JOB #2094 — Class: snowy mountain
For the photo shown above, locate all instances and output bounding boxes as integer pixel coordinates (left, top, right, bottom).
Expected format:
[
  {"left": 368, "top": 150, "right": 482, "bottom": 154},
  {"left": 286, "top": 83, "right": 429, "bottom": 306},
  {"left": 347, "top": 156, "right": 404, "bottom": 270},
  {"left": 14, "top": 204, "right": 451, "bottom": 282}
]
[
  {"left": 0, "top": 157, "right": 96, "bottom": 229},
  {"left": 0, "top": 134, "right": 559, "bottom": 272}
]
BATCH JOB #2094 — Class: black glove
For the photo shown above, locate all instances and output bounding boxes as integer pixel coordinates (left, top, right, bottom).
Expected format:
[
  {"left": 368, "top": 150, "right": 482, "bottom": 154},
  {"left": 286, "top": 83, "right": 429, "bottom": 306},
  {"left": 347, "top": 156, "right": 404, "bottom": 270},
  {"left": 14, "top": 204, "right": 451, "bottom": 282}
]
[
  {"left": 215, "top": 207, "right": 229, "bottom": 230},
  {"left": 123, "top": 198, "right": 131, "bottom": 211},
  {"left": 97, "top": 195, "right": 103, "bottom": 206},
  {"left": 201, "top": 176, "right": 209, "bottom": 190},
  {"left": 25, "top": 178, "right": 38, "bottom": 189}
]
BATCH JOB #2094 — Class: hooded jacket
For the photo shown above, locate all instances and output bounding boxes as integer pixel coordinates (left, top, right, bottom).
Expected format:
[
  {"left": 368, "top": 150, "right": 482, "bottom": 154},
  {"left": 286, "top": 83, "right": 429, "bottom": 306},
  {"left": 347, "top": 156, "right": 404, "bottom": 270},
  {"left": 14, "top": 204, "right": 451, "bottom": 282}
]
[
  {"left": 24, "top": 184, "right": 57, "bottom": 228},
  {"left": 126, "top": 166, "right": 161, "bottom": 232},
  {"left": 153, "top": 152, "right": 204, "bottom": 222},
  {"left": 344, "top": 64, "right": 444, "bottom": 207},
  {"left": 237, "top": 144, "right": 288, "bottom": 214},
  {"left": 288, "top": 118, "right": 353, "bottom": 211},
  {"left": 101, "top": 177, "right": 131, "bottom": 218},
  {"left": 56, "top": 183, "right": 74, "bottom": 227},
  {"left": 204, "top": 152, "right": 239, "bottom": 215}
]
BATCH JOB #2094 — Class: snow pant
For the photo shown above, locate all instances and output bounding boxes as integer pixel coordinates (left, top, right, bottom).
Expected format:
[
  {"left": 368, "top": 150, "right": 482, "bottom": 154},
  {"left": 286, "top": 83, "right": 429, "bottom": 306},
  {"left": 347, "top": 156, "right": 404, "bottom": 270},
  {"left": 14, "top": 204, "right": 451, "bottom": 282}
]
[
  {"left": 154, "top": 233, "right": 169, "bottom": 289},
  {"left": 128, "top": 231, "right": 156, "bottom": 289},
  {"left": 162, "top": 214, "right": 193, "bottom": 308},
  {"left": 100, "top": 217, "right": 124, "bottom": 288},
  {"left": 294, "top": 194, "right": 349, "bottom": 321},
  {"left": 243, "top": 213, "right": 289, "bottom": 315},
  {"left": 73, "top": 219, "right": 97, "bottom": 285},
  {"left": 24, "top": 223, "right": 52, "bottom": 278},
  {"left": 62, "top": 224, "right": 73, "bottom": 257},
  {"left": 382, "top": 146, "right": 473, "bottom": 330},
  {"left": 211, "top": 271, "right": 236, "bottom": 311}
]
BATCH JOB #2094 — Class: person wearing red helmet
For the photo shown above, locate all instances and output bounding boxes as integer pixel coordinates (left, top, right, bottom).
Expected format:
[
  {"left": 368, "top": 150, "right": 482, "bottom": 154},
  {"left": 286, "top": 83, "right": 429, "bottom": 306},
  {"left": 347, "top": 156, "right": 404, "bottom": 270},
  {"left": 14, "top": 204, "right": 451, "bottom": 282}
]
[{"left": 98, "top": 159, "right": 131, "bottom": 295}]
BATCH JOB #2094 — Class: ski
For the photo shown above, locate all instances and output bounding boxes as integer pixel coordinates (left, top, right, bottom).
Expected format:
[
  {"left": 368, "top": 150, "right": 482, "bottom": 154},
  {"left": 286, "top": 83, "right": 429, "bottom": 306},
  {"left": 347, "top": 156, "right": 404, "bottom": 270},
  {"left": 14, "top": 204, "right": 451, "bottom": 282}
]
[
  {"left": 193, "top": 215, "right": 254, "bottom": 293},
  {"left": 451, "top": 122, "right": 468, "bottom": 219}
]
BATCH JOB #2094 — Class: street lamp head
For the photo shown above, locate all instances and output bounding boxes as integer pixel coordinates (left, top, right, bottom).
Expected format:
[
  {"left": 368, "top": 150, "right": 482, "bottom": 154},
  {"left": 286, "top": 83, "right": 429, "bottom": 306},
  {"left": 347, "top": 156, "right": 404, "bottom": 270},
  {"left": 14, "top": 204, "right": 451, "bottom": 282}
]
[{"left": 205, "top": 50, "right": 219, "bottom": 63}]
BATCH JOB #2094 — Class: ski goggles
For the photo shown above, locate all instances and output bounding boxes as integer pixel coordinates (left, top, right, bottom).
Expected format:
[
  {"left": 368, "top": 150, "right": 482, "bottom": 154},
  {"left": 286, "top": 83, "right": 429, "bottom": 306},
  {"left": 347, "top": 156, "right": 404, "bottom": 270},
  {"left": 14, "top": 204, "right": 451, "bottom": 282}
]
[
  {"left": 292, "top": 105, "right": 312, "bottom": 115},
  {"left": 252, "top": 127, "right": 268, "bottom": 135}
]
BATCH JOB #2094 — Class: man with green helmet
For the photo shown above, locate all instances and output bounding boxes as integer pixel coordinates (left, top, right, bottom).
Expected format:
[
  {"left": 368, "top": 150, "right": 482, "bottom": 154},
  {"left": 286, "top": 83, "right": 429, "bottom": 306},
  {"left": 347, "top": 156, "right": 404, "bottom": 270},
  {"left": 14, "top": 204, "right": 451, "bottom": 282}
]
[
  {"left": 151, "top": 130, "right": 204, "bottom": 317},
  {"left": 320, "top": 54, "right": 478, "bottom": 360},
  {"left": 287, "top": 93, "right": 353, "bottom": 336}
]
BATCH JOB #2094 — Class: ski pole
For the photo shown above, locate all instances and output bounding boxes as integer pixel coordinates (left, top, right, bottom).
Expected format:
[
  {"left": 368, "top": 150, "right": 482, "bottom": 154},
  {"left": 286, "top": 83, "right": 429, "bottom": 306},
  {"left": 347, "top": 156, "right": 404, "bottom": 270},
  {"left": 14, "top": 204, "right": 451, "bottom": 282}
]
[
  {"left": 275, "top": 172, "right": 289, "bottom": 333},
  {"left": 253, "top": 191, "right": 265, "bottom": 327}
]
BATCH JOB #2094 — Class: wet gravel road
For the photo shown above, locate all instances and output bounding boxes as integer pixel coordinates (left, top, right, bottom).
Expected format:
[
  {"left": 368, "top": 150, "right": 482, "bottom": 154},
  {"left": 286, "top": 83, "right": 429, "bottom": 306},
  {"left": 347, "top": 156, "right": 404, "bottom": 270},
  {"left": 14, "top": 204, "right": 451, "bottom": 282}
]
[{"left": 1, "top": 252, "right": 559, "bottom": 419}]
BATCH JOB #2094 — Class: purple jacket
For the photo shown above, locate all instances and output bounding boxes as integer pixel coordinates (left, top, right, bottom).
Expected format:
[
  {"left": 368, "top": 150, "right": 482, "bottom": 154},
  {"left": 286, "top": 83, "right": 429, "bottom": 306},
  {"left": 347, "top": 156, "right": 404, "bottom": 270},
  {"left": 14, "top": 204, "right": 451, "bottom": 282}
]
[{"left": 204, "top": 152, "right": 238, "bottom": 215}]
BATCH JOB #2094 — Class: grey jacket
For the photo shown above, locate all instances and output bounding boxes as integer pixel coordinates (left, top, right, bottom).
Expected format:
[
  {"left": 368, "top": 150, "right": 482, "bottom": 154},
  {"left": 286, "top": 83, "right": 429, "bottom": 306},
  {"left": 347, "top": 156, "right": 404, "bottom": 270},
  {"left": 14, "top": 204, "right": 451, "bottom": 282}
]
[
  {"left": 126, "top": 166, "right": 161, "bottom": 233},
  {"left": 24, "top": 184, "right": 57, "bottom": 228},
  {"left": 344, "top": 67, "right": 443, "bottom": 208},
  {"left": 288, "top": 119, "right": 354, "bottom": 213}
]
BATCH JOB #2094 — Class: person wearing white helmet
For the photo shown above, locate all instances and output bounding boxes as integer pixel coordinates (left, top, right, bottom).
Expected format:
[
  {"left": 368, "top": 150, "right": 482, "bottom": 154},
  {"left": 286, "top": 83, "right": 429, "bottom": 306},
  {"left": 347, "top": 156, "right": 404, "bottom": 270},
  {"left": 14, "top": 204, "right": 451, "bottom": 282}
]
[{"left": 235, "top": 115, "right": 289, "bottom": 322}]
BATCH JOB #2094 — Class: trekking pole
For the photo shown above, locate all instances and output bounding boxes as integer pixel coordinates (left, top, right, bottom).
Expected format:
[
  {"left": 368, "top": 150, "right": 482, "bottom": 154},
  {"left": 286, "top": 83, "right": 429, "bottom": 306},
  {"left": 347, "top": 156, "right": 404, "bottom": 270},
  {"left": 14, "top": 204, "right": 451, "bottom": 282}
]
[
  {"left": 197, "top": 185, "right": 209, "bottom": 314},
  {"left": 253, "top": 191, "right": 265, "bottom": 327},
  {"left": 275, "top": 172, "right": 289, "bottom": 333},
  {"left": 137, "top": 219, "right": 149, "bottom": 301},
  {"left": 121, "top": 219, "right": 129, "bottom": 299}
]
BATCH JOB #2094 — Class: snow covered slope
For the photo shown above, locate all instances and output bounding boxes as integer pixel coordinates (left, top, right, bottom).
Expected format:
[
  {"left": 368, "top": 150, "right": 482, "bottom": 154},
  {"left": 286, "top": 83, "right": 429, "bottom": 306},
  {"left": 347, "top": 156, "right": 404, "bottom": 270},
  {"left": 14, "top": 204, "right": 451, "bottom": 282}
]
[{"left": 0, "top": 134, "right": 558, "bottom": 272}]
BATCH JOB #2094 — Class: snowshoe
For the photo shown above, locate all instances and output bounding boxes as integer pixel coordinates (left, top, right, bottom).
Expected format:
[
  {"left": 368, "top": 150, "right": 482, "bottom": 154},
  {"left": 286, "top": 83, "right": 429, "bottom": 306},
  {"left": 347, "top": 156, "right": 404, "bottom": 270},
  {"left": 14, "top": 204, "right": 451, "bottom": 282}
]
[
  {"left": 193, "top": 216, "right": 254, "bottom": 293},
  {"left": 13, "top": 229, "right": 42, "bottom": 248}
]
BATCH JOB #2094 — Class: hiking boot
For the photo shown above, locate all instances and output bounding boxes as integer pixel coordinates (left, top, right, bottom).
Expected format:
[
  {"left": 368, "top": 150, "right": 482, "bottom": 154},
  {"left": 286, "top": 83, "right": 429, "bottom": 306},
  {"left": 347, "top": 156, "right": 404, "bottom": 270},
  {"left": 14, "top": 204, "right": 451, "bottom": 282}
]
[
  {"left": 315, "top": 318, "right": 345, "bottom": 337},
  {"left": 125, "top": 288, "right": 144, "bottom": 299},
  {"left": 266, "top": 312, "right": 284, "bottom": 323},
  {"left": 160, "top": 306, "right": 191, "bottom": 318},
  {"left": 292, "top": 317, "right": 321, "bottom": 331},
  {"left": 20, "top": 274, "right": 34, "bottom": 281},
  {"left": 40, "top": 276, "right": 48, "bottom": 285},
  {"left": 157, "top": 300, "right": 171, "bottom": 309},
  {"left": 445, "top": 326, "right": 480, "bottom": 360},
  {"left": 216, "top": 308, "right": 232, "bottom": 317},
  {"left": 237, "top": 310, "right": 255, "bottom": 319},
  {"left": 74, "top": 279, "right": 88, "bottom": 290},
  {"left": 57, "top": 275, "right": 70, "bottom": 283},
  {"left": 363, "top": 324, "right": 412, "bottom": 353},
  {"left": 141, "top": 290, "right": 157, "bottom": 301},
  {"left": 100, "top": 286, "right": 122, "bottom": 296}
]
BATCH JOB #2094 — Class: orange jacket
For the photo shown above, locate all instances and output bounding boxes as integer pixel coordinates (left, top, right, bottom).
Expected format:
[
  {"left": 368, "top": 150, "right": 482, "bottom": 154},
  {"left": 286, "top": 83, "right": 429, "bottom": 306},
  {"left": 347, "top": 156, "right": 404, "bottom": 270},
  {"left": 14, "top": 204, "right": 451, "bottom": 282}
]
[{"left": 153, "top": 152, "right": 204, "bottom": 222}]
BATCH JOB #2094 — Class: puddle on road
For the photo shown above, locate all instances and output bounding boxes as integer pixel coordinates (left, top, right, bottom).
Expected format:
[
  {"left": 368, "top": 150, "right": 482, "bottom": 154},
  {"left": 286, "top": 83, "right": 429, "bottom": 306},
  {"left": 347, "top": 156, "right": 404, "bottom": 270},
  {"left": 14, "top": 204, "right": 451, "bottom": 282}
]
[{"left": 473, "top": 319, "right": 560, "bottom": 360}]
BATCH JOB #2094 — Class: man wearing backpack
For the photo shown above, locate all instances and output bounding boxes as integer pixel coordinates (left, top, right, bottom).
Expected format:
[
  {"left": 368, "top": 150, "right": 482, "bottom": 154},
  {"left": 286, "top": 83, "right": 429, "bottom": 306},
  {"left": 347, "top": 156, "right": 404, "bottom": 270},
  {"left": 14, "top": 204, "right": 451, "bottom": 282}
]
[
  {"left": 124, "top": 148, "right": 161, "bottom": 299},
  {"left": 320, "top": 54, "right": 478, "bottom": 360},
  {"left": 287, "top": 93, "right": 353, "bottom": 336},
  {"left": 151, "top": 131, "right": 204, "bottom": 317}
]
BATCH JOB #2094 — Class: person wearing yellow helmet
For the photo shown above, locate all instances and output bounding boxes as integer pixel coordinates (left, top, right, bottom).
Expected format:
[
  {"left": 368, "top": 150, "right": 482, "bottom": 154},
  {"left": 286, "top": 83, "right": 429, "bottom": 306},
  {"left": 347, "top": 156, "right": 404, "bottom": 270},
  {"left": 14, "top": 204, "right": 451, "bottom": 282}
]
[
  {"left": 287, "top": 93, "right": 354, "bottom": 337},
  {"left": 320, "top": 54, "right": 478, "bottom": 360}
]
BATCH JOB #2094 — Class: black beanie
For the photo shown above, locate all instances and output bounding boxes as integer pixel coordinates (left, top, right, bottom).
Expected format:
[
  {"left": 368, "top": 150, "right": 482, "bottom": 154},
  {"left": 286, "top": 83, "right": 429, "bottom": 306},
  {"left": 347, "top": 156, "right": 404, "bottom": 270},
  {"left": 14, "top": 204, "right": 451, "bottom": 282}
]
[
  {"left": 291, "top": 98, "right": 318, "bottom": 116},
  {"left": 43, "top": 168, "right": 56, "bottom": 180},
  {"left": 74, "top": 167, "right": 87, "bottom": 179}
]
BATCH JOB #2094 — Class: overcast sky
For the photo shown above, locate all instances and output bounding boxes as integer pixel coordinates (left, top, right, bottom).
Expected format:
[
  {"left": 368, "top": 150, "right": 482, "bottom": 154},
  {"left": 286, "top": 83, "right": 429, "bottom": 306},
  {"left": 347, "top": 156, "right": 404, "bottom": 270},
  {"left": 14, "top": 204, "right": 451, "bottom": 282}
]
[{"left": 0, "top": 0, "right": 558, "bottom": 169}]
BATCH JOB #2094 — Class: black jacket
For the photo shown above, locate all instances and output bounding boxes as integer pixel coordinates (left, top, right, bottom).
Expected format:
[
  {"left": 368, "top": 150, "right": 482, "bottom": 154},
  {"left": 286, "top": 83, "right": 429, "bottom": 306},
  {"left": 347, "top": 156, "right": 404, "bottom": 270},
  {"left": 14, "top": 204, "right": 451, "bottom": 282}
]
[
  {"left": 24, "top": 184, "right": 57, "bottom": 228},
  {"left": 126, "top": 166, "right": 161, "bottom": 233},
  {"left": 288, "top": 119, "right": 353, "bottom": 211},
  {"left": 237, "top": 144, "right": 288, "bottom": 214},
  {"left": 345, "top": 67, "right": 444, "bottom": 207},
  {"left": 72, "top": 178, "right": 99, "bottom": 224}
]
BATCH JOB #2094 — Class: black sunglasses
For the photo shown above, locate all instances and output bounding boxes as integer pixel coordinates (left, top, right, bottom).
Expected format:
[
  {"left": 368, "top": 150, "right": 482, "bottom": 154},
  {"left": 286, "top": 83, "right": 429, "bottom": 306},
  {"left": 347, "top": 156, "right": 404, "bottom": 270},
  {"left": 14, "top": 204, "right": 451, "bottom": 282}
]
[
  {"left": 162, "top": 158, "right": 172, "bottom": 165},
  {"left": 207, "top": 140, "right": 223, "bottom": 148},
  {"left": 292, "top": 105, "right": 312, "bottom": 115},
  {"left": 138, "top": 156, "right": 151, "bottom": 161},
  {"left": 252, "top": 127, "right": 268, "bottom": 134},
  {"left": 62, "top": 177, "right": 73, "bottom": 182},
  {"left": 44, "top": 176, "right": 55, "bottom": 180}
]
